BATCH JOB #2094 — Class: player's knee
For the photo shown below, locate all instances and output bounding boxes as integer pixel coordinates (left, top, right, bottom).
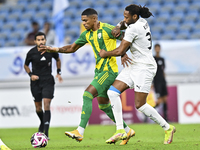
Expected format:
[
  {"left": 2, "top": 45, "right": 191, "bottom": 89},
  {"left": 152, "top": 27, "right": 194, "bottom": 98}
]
[
  {"left": 36, "top": 106, "right": 42, "bottom": 112},
  {"left": 135, "top": 101, "right": 146, "bottom": 109},
  {"left": 107, "top": 85, "right": 121, "bottom": 98}
]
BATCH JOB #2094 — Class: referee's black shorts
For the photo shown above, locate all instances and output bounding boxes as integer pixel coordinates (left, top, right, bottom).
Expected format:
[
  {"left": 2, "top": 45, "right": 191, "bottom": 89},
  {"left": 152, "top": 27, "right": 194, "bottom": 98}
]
[
  {"left": 154, "top": 80, "right": 168, "bottom": 98},
  {"left": 30, "top": 75, "right": 55, "bottom": 102}
]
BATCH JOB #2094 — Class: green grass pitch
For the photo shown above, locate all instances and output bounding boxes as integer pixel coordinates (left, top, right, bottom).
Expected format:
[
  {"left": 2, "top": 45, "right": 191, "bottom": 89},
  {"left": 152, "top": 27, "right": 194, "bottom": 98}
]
[{"left": 0, "top": 123, "right": 199, "bottom": 150}]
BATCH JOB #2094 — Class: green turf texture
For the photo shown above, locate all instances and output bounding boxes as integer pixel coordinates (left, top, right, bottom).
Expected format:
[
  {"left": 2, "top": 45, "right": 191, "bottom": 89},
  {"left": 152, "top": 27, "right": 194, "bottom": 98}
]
[{"left": 0, "top": 123, "right": 199, "bottom": 150}]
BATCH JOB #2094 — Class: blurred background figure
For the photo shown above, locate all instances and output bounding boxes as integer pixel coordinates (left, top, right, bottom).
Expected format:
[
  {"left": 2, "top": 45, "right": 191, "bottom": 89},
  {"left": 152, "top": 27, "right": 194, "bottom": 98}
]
[
  {"left": 42, "top": 22, "right": 55, "bottom": 46},
  {"left": 153, "top": 43, "right": 168, "bottom": 121},
  {"left": 24, "top": 21, "right": 39, "bottom": 46}
]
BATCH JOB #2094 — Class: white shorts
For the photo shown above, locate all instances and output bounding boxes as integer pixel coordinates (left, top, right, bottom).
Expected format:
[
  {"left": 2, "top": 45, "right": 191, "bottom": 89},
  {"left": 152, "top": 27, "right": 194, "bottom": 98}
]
[{"left": 116, "top": 63, "right": 157, "bottom": 93}]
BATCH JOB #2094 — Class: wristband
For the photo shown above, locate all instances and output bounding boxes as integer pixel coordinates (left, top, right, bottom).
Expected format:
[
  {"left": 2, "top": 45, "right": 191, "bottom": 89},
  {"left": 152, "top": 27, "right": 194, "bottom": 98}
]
[
  {"left": 57, "top": 69, "right": 61, "bottom": 75},
  {"left": 28, "top": 72, "right": 33, "bottom": 77}
]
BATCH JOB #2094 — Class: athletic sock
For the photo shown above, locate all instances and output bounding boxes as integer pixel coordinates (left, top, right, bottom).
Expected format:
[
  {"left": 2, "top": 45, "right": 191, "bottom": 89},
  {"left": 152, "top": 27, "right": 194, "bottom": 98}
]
[
  {"left": 99, "top": 103, "right": 128, "bottom": 129},
  {"left": 79, "top": 91, "right": 93, "bottom": 129},
  {"left": 106, "top": 87, "right": 127, "bottom": 130},
  {"left": 163, "top": 102, "right": 168, "bottom": 121},
  {"left": 124, "top": 126, "right": 130, "bottom": 134},
  {"left": 36, "top": 111, "right": 44, "bottom": 132},
  {"left": 138, "top": 103, "right": 170, "bottom": 130},
  {"left": 44, "top": 110, "right": 51, "bottom": 137},
  {"left": 77, "top": 126, "right": 85, "bottom": 136}
]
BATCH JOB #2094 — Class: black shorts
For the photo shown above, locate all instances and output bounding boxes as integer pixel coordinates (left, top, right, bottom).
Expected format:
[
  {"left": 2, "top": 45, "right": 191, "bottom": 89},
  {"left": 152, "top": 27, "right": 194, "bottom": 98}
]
[
  {"left": 30, "top": 75, "right": 55, "bottom": 102},
  {"left": 154, "top": 81, "right": 168, "bottom": 98}
]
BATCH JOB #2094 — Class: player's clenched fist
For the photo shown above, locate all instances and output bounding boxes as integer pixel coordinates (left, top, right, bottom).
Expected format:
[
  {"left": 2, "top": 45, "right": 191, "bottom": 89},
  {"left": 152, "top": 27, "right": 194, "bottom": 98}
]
[{"left": 98, "top": 49, "right": 107, "bottom": 58}]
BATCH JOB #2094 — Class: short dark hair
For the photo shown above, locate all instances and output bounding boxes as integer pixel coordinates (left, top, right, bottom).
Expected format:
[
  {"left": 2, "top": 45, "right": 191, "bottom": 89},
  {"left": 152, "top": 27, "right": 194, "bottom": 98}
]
[
  {"left": 154, "top": 43, "right": 160, "bottom": 48},
  {"left": 34, "top": 32, "right": 46, "bottom": 40},
  {"left": 125, "top": 4, "right": 153, "bottom": 18},
  {"left": 81, "top": 8, "right": 98, "bottom": 16}
]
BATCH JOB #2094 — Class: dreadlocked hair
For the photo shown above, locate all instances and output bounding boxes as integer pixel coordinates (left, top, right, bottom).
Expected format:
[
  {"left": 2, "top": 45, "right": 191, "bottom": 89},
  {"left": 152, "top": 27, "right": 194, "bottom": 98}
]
[{"left": 125, "top": 4, "right": 153, "bottom": 18}]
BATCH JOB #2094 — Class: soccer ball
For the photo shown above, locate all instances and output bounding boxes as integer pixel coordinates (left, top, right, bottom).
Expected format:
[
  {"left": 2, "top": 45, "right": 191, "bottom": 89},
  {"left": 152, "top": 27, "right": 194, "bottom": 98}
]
[{"left": 30, "top": 132, "right": 48, "bottom": 148}]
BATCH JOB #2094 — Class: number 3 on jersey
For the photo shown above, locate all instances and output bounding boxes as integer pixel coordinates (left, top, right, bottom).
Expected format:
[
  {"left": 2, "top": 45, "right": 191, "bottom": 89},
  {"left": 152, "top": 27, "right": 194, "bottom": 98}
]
[{"left": 146, "top": 32, "right": 152, "bottom": 50}]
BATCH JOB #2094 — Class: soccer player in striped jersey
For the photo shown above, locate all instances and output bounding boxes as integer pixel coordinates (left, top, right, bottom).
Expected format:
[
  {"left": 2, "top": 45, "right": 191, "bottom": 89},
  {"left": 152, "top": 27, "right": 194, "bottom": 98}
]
[{"left": 39, "top": 8, "right": 134, "bottom": 144}]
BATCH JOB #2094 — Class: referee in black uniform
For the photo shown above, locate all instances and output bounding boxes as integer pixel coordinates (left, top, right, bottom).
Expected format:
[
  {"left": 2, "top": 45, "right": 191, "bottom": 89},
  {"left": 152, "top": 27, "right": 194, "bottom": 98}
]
[
  {"left": 24, "top": 32, "right": 63, "bottom": 139},
  {"left": 153, "top": 43, "right": 168, "bottom": 121}
]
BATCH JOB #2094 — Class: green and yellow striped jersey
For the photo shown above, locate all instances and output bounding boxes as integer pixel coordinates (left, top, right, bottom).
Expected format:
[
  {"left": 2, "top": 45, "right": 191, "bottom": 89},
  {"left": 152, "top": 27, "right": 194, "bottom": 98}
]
[{"left": 75, "top": 22, "right": 121, "bottom": 73}]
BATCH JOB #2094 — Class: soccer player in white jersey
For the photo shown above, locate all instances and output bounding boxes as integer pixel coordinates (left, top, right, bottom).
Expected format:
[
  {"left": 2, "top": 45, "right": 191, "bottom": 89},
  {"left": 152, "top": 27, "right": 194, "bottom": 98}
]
[{"left": 99, "top": 4, "right": 176, "bottom": 145}]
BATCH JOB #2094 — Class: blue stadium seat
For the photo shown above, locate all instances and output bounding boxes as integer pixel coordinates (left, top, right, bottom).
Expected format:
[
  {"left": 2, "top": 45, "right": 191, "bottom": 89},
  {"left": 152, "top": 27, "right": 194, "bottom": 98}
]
[
  {"left": 148, "top": 3, "right": 160, "bottom": 16},
  {"left": 101, "top": 16, "right": 113, "bottom": 25},
  {"left": 20, "top": 10, "right": 36, "bottom": 21},
  {"left": 184, "top": 11, "right": 199, "bottom": 23},
  {"left": 66, "top": 26, "right": 80, "bottom": 38},
  {"left": 165, "top": 22, "right": 179, "bottom": 33},
  {"left": 0, "top": 39, "right": 5, "bottom": 47},
  {"left": 159, "top": 4, "right": 174, "bottom": 14},
  {"left": 68, "top": 0, "right": 81, "bottom": 9},
  {"left": 63, "top": 17, "right": 72, "bottom": 29},
  {"left": 170, "top": 12, "right": 184, "bottom": 23},
  {"left": 10, "top": 4, "right": 25, "bottom": 14},
  {"left": 178, "top": 22, "right": 194, "bottom": 32},
  {"left": 0, "top": 4, "right": 11, "bottom": 13},
  {"left": 0, "top": 12, "right": 8, "bottom": 23},
  {"left": 108, "top": 0, "right": 121, "bottom": 7},
  {"left": 4, "top": 39, "right": 18, "bottom": 47},
  {"left": 151, "top": 31, "right": 161, "bottom": 40},
  {"left": 39, "top": 1, "right": 53, "bottom": 10},
  {"left": 71, "top": 17, "right": 81, "bottom": 27},
  {"left": 161, "top": 31, "right": 175, "bottom": 40},
  {"left": 6, "top": 12, "right": 21, "bottom": 22},
  {"left": 136, "top": 0, "right": 150, "bottom": 6},
  {"left": 64, "top": 7, "right": 77, "bottom": 19},
  {"left": 146, "top": 17, "right": 156, "bottom": 26},
  {"left": 103, "top": 6, "right": 119, "bottom": 17},
  {"left": 1, "top": 21, "right": 14, "bottom": 31},
  {"left": 26, "top": 2, "right": 39, "bottom": 11},
  {"left": 175, "top": 30, "right": 190, "bottom": 39},
  {"left": 151, "top": 22, "right": 165, "bottom": 33},
  {"left": 95, "top": 0, "right": 108, "bottom": 8},
  {"left": 0, "top": 32, "right": 8, "bottom": 41},
  {"left": 192, "top": 21, "right": 200, "bottom": 32},
  {"left": 174, "top": 2, "right": 188, "bottom": 14},
  {"left": 190, "top": 31, "right": 200, "bottom": 39},
  {"left": 156, "top": 12, "right": 170, "bottom": 24},
  {"left": 81, "top": 0, "right": 94, "bottom": 8},
  {"left": 15, "top": 20, "right": 30, "bottom": 31}
]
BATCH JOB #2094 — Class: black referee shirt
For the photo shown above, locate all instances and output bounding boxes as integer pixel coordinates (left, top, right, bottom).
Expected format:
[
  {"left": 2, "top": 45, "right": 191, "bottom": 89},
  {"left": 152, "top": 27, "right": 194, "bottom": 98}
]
[
  {"left": 153, "top": 56, "right": 165, "bottom": 82},
  {"left": 25, "top": 46, "right": 59, "bottom": 76}
]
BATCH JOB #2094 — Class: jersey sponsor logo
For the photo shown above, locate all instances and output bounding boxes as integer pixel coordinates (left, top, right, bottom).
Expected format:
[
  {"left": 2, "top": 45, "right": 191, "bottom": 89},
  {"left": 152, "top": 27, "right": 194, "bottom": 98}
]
[
  {"left": 40, "top": 56, "right": 46, "bottom": 61},
  {"left": 0, "top": 106, "right": 20, "bottom": 116},
  {"left": 98, "top": 33, "right": 101, "bottom": 39}
]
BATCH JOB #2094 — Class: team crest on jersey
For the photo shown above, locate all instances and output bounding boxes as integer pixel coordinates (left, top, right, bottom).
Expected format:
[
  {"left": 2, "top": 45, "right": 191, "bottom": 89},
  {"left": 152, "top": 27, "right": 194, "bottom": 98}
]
[{"left": 98, "top": 33, "right": 101, "bottom": 39}]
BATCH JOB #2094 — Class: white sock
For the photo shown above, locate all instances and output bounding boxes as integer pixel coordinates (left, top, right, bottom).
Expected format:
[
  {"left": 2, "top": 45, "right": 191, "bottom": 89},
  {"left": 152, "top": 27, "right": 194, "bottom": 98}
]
[
  {"left": 124, "top": 126, "right": 130, "bottom": 133},
  {"left": 77, "top": 126, "right": 85, "bottom": 136},
  {"left": 107, "top": 90, "right": 124, "bottom": 130},
  {"left": 138, "top": 103, "right": 170, "bottom": 130}
]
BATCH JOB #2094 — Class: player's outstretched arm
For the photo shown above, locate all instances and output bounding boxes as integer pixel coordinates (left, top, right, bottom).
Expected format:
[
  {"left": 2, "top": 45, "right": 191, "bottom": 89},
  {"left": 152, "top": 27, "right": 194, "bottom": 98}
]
[{"left": 38, "top": 43, "right": 82, "bottom": 54}]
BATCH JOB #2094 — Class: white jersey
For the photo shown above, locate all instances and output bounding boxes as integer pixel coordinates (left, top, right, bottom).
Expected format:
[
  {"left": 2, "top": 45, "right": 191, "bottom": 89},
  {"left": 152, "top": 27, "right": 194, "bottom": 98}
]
[{"left": 123, "top": 18, "right": 156, "bottom": 67}]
